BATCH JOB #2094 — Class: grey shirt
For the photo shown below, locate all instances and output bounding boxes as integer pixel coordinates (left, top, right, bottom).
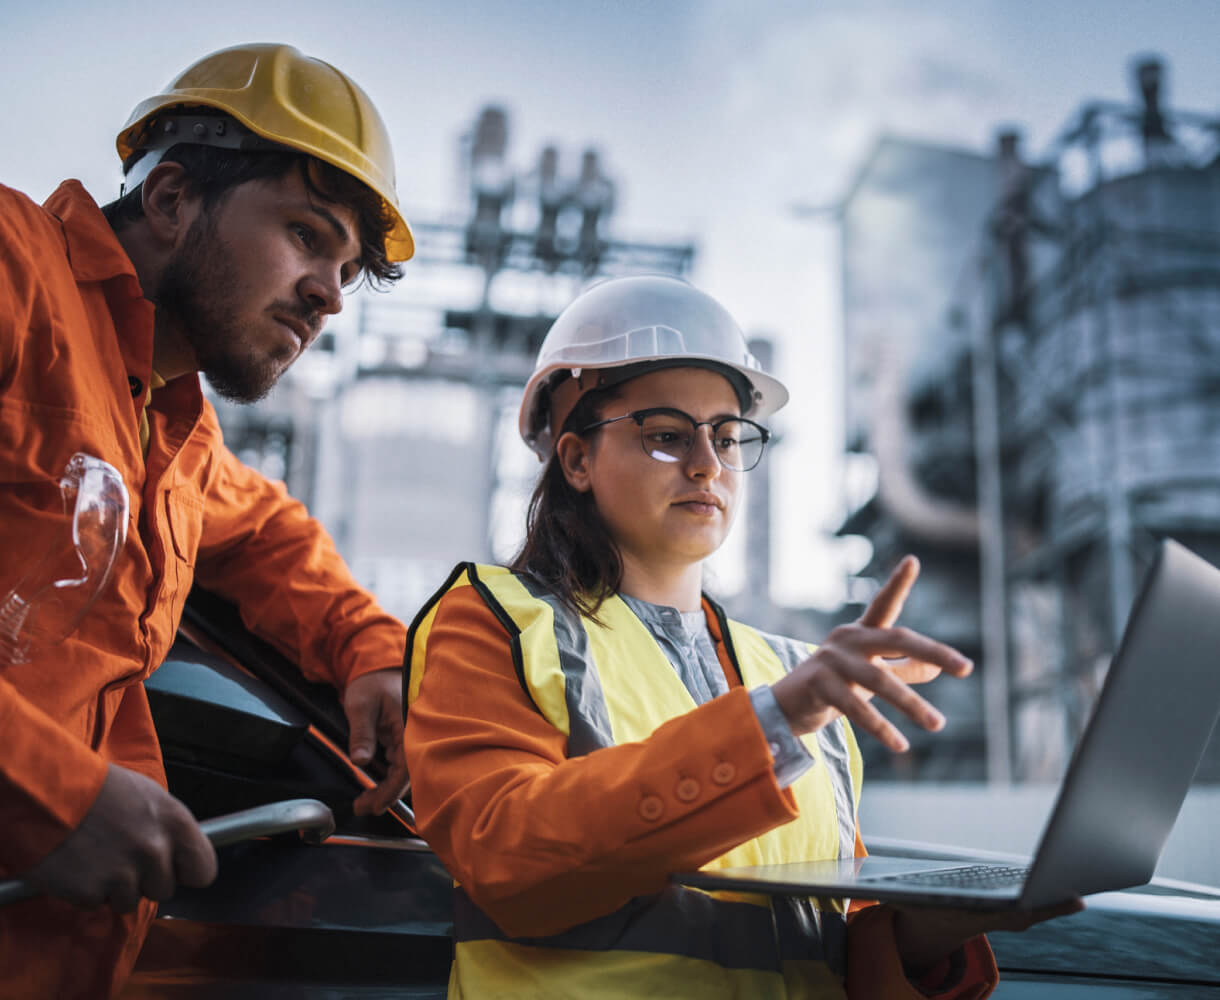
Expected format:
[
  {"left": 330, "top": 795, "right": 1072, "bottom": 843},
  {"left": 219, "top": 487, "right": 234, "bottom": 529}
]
[{"left": 620, "top": 594, "right": 814, "bottom": 788}]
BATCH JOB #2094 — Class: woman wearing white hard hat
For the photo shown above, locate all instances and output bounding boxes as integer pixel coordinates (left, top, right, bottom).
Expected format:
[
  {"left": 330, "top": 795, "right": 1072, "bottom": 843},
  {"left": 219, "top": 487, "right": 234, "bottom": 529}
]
[{"left": 404, "top": 275, "right": 1067, "bottom": 998}]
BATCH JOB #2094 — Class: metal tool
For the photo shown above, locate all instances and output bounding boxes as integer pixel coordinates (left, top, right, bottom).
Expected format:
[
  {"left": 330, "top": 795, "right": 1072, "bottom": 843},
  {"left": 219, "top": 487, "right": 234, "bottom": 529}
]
[{"left": 0, "top": 797, "right": 335, "bottom": 907}]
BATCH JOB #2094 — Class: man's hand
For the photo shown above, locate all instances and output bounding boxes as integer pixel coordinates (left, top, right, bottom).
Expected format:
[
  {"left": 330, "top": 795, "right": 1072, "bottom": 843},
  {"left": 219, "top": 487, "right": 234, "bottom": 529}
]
[
  {"left": 771, "top": 556, "right": 974, "bottom": 750},
  {"left": 343, "top": 667, "right": 409, "bottom": 816},
  {"left": 22, "top": 763, "right": 217, "bottom": 913},
  {"left": 892, "top": 897, "right": 1086, "bottom": 971}
]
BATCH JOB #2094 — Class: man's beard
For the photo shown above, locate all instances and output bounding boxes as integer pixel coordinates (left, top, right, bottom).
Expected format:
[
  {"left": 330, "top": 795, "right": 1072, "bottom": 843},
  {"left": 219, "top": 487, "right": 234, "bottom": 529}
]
[{"left": 155, "top": 214, "right": 294, "bottom": 404}]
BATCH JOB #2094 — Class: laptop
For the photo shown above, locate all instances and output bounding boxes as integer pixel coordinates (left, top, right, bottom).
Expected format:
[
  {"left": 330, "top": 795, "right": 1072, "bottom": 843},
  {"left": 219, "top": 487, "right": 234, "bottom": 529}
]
[{"left": 675, "top": 538, "right": 1220, "bottom": 909}]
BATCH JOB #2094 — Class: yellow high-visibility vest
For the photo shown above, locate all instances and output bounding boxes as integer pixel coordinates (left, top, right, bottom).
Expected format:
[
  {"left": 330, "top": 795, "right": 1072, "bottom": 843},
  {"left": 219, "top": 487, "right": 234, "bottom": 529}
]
[{"left": 407, "top": 564, "right": 864, "bottom": 1000}]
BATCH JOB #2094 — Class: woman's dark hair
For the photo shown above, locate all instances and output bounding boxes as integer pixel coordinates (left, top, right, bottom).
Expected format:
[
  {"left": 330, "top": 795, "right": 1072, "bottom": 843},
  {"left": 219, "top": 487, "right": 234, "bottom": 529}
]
[
  {"left": 510, "top": 384, "right": 626, "bottom": 620},
  {"left": 101, "top": 141, "right": 403, "bottom": 288}
]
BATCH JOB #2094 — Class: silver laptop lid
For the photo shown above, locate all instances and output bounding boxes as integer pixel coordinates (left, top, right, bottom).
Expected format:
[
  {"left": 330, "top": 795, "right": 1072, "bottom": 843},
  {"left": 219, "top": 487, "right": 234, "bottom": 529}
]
[{"left": 1021, "top": 539, "right": 1220, "bottom": 906}]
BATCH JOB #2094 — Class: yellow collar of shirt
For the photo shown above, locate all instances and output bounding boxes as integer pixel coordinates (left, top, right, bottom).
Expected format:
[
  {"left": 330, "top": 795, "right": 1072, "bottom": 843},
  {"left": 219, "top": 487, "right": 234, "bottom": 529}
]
[{"left": 138, "top": 370, "right": 168, "bottom": 459}]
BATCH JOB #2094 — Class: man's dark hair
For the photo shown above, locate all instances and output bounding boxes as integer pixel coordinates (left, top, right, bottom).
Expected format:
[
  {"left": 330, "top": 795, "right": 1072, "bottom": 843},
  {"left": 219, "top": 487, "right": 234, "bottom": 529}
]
[
  {"left": 101, "top": 141, "right": 403, "bottom": 288},
  {"left": 509, "top": 385, "right": 626, "bottom": 621}
]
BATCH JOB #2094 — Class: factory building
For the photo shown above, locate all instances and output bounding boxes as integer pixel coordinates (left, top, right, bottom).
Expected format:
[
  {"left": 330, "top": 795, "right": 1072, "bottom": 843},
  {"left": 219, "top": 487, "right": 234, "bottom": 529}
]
[{"left": 839, "top": 58, "right": 1220, "bottom": 783}]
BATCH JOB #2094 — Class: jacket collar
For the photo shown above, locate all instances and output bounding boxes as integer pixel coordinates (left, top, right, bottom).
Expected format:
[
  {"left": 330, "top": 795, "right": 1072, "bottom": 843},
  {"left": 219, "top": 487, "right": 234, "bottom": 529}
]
[
  {"left": 43, "top": 180, "right": 142, "bottom": 287},
  {"left": 41, "top": 180, "right": 205, "bottom": 426}
]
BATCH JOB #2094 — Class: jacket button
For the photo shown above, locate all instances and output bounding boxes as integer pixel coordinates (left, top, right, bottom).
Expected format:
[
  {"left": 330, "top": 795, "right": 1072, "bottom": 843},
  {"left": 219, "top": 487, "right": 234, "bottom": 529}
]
[
  {"left": 711, "top": 762, "right": 736, "bottom": 786},
  {"left": 638, "top": 795, "right": 664, "bottom": 822},
  {"left": 675, "top": 778, "right": 700, "bottom": 802}
]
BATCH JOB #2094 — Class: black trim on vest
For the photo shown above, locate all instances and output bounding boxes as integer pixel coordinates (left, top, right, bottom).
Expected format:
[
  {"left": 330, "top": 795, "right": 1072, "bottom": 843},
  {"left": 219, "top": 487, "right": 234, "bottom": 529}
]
[
  {"left": 466, "top": 564, "right": 538, "bottom": 714},
  {"left": 402, "top": 561, "right": 472, "bottom": 723},
  {"left": 453, "top": 885, "right": 786, "bottom": 973},
  {"left": 702, "top": 593, "right": 744, "bottom": 687}
]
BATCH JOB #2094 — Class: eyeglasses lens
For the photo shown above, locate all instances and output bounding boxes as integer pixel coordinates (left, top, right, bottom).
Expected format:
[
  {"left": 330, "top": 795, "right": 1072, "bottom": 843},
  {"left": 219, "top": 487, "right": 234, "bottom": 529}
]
[{"left": 638, "top": 412, "right": 765, "bottom": 471}]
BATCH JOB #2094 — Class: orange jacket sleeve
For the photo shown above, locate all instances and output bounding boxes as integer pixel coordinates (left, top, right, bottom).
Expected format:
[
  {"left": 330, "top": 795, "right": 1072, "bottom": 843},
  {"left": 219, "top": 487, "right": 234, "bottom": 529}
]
[
  {"left": 190, "top": 411, "right": 405, "bottom": 690},
  {"left": 0, "top": 676, "right": 111, "bottom": 874},
  {"left": 404, "top": 584, "right": 801, "bottom": 938},
  {"left": 0, "top": 190, "right": 112, "bottom": 873}
]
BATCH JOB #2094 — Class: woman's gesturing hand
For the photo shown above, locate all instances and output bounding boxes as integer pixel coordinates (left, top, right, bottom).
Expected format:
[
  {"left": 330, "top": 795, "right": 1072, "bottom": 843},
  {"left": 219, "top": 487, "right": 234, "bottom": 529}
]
[{"left": 770, "top": 556, "right": 974, "bottom": 751}]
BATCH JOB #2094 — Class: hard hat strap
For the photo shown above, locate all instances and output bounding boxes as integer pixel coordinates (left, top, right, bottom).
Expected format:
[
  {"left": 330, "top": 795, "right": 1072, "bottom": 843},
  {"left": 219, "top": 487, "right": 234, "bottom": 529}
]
[{"left": 120, "top": 113, "right": 290, "bottom": 195}]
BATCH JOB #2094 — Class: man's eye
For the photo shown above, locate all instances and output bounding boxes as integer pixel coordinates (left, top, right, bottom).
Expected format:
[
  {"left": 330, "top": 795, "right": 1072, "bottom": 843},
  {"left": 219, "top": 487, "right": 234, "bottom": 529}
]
[{"left": 291, "top": 223, "right": 315, "bottom": 248}]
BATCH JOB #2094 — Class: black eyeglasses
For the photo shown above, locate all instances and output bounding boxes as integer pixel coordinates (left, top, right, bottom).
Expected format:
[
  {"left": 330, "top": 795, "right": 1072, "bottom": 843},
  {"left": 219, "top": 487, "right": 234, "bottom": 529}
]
[{"left": 579, "top": 407, "right": 771, "bottom": 472}]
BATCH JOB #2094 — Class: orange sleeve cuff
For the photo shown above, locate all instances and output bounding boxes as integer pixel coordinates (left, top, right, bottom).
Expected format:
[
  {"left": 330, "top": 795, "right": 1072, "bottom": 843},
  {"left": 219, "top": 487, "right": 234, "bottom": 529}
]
[
  {"left": 847, "top": 904, "right": 999, "bottom": 1000},
  {"left": 0, "top": 678, "right": 109, "bottom": 874}
]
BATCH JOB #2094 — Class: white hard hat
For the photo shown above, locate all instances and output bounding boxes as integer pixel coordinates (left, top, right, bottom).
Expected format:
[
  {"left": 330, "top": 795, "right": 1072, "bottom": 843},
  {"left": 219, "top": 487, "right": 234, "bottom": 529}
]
[{"left": 519, "top": 274, "right": 789, "bottom": 459}]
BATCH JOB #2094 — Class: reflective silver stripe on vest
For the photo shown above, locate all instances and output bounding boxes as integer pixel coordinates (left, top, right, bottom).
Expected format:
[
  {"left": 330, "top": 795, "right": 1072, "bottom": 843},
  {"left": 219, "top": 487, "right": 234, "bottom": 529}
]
[
  {"left": 517, "top": 574, "right": 615, "bottom": 757},
  {"left": 816, "top": 723, "right": 858, "bottom": 860},
  {"left": 455, "top": 884, "right": 834, "bottom": 972},
  {"left": 757, "top": 630, "right": 858, "bottom": 862}
]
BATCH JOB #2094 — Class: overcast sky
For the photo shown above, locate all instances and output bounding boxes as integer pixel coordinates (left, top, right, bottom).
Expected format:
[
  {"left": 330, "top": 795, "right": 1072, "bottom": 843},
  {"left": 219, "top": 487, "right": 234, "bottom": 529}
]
[{"left": 3, "top": 0, "right": 1217, "bottom": 608}]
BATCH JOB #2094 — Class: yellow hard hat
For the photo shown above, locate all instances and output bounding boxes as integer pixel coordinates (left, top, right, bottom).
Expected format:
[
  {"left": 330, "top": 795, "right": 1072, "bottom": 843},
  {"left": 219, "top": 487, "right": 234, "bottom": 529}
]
[{"left": 116, "top": 43, "right": 414, "bottom": 262}]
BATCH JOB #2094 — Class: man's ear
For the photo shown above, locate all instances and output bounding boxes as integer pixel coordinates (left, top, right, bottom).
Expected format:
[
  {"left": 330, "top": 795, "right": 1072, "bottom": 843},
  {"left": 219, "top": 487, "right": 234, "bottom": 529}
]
[
  {"left": 555, "top": 431, "right": 594, "bottom": 493},
  {"left": 140, "top": 162, "right": 198, "bottom": 248}
]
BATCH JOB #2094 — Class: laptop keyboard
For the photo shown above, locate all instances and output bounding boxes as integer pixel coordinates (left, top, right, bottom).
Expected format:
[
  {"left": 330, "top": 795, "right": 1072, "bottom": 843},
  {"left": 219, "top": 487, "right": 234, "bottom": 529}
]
[{"left": 868, "top": 863, "right": 1031, "bottom": 889}]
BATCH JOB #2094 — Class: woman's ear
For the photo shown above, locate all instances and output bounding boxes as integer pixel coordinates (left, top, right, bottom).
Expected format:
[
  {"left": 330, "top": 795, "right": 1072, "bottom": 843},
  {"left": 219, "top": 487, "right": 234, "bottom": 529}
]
[{"left": 555, "top": 431, "right": 594, "bottom": 493}]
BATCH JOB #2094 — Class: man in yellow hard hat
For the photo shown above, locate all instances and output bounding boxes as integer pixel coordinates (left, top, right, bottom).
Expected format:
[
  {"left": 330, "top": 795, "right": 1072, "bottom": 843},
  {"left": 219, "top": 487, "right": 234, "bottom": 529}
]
[{"left": 0, "top": 44, "right": 415, "bottom": 997}]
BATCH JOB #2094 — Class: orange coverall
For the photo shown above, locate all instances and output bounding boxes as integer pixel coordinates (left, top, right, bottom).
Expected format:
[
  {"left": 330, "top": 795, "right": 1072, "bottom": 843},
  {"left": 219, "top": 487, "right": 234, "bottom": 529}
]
[
  {"left": 0, "top": 180, "right": 406, "bottom": 998},
  {"left": 404, "top": 584, "right": 999, "bottom": 998}
]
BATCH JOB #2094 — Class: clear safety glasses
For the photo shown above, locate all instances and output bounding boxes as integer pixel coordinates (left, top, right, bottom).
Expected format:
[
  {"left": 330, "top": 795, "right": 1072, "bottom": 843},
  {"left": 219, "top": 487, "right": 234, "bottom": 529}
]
[
  {"left": 0, "top": 454, "right": 129, "bottom": 666},
  {"left": 580, "top": 406, "right": 771, "bottom": 472}
]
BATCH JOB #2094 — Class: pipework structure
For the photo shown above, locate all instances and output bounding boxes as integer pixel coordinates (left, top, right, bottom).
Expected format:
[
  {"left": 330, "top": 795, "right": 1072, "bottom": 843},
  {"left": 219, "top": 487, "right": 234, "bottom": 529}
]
[
  {"left": 838, "top": 58, "right": 1220, "bottom": 783},
  {"left": 973, "top": 58, "right": 1220, "bottom": 783}
]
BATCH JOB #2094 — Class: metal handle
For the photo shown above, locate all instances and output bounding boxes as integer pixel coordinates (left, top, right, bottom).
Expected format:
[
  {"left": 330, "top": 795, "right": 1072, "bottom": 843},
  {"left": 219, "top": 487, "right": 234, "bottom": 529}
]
[
  {"left": 198, "top": 797, "right": 334, "bottom": 847},
  {"left": 0, "top": 879, "right": 34, "bottom": 907},
  {"left": 0, "top": 797, "right": 335, "bottom": 908}
]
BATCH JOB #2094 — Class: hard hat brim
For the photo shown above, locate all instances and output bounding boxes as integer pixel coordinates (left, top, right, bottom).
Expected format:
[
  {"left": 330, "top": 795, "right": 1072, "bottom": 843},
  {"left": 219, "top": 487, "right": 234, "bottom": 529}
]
[
  {"left": 519, "top": 354, "right": 789, "bottom": 461},
  {"left": 116, "top": 44, "right": 414, "bottom": 262}
]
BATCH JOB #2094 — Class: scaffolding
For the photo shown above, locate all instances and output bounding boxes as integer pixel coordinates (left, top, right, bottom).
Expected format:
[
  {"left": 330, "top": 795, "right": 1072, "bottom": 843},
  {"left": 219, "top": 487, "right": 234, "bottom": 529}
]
[{"left": 966, "top": 58, "right": 1220, "bottom": 781}]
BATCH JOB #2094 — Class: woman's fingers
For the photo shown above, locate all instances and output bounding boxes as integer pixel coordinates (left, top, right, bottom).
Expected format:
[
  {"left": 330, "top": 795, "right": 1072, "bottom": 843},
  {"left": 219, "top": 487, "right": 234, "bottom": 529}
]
[
  {"left": 816, "top": 670, "right": 913, "bottom": 752},
  {"left": 831, "top": 625, "right": 974, "bottom": 679},
  {"left": 884, "top": 659, "right": 945, "bottom": 686},
  {"left": 836, "top": 651, "right": 947, "bottom": 733},
  {"left": 777, "top": 647, "right": 948, "bottom": 748},
  {"left": 858, "top": 555, "right": 920, "bottom": 629}
]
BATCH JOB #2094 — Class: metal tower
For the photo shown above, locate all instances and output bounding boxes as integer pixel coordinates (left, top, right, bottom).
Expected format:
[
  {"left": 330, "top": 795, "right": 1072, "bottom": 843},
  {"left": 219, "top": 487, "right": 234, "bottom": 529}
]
[{"left": 211, "top": 105, "right": 696, "bottom": 622}]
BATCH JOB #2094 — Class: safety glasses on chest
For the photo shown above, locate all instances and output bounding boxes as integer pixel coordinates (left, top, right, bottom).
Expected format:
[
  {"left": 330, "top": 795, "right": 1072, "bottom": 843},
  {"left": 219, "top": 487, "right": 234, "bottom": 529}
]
[{"left": 579, "top": 407, "right": 771, "bottom": 472}]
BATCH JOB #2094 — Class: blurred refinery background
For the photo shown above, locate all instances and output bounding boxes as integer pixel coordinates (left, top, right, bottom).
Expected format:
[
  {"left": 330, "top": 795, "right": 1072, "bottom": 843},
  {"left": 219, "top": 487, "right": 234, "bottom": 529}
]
[
  {"left": 834, "top": 57, "right": 1220, "bottom": 788},
  {"left": 213, "top": 55, "right": 1220, "bottom": 796},
  {"left": 3, "top": 4, "right": 1219, "bottom": 837}
]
